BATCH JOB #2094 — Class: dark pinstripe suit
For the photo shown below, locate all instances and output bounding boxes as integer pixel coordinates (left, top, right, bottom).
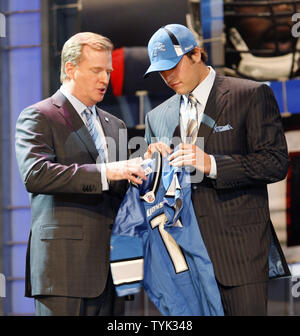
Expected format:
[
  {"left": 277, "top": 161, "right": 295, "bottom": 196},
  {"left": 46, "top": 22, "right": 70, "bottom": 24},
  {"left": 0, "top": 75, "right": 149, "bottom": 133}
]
[{"left": 145, "top": 73, "right": 290, "bottom": 315}]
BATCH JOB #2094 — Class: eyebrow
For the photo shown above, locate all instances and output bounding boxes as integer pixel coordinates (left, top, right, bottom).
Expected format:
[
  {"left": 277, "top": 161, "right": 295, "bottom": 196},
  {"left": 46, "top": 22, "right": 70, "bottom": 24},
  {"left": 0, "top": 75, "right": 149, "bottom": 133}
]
[{"left": 91, "top": 66, "right": 113, "bottom": 72}]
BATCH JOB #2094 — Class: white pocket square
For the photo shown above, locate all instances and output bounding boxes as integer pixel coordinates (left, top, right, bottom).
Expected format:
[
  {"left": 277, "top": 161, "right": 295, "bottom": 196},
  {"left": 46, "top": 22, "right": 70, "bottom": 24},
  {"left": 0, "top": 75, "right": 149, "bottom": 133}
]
[{"left": 213, "top": 124, "right": 233, "bottom": 133}]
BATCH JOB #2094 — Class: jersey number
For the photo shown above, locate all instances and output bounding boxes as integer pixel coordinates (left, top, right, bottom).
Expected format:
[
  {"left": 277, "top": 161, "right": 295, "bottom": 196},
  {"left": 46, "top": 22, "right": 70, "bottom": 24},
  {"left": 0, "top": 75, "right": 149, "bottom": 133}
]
[{"left": 150, "top": 213, "right": 188, "bottom": 274}]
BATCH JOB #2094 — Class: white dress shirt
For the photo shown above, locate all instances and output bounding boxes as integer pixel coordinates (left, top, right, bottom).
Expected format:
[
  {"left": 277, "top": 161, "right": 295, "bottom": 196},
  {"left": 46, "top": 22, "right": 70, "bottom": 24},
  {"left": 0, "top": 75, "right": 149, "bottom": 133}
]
[
  {"left": 180, "top": 66, "right": 217, "bottom": 179},
  {"left": 60, "top": 85, "right": 109, "bottom": 190}
]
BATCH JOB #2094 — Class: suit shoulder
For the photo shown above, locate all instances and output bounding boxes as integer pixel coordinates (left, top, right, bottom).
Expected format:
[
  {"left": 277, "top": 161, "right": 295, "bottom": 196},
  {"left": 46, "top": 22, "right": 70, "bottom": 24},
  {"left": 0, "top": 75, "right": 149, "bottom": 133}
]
[
  {"left": 223, "top": 75, "right": 267, "bottom": 92},
  {"left": 19, "top": 97, "right": 55, "bottom": 120},
  {"left": 147, "top": 94, "right": 179, "bottom": 118},
  {"left": 225, "top": 77, "right": 277, "bottom": 104},
  {"left": 25, "top": 96, "right": 52, "bottom": 111}
]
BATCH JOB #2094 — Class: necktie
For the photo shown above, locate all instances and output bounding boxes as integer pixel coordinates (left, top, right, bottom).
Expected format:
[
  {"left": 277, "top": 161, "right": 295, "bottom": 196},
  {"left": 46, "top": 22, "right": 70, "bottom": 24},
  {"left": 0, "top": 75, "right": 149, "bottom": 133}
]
[
  {"left": 186, "top": 93, "right": 199, "bottom": 144},
  {"left": 82, "top": 107, "right": 106, "bottom": 162}
]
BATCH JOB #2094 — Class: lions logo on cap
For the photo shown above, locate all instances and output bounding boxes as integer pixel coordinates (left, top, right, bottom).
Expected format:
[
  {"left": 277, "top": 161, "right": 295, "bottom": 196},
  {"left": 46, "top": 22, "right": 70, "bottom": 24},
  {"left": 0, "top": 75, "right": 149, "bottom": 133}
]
[{"left": 151, "top": 42, "right": 166, "bottom": 60}]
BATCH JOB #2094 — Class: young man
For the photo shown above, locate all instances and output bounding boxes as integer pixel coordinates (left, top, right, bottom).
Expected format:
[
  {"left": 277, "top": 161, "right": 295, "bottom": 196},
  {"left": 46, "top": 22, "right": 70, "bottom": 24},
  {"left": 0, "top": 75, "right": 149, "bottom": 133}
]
[
  {"left": 15, "top": 32, "right": 146, "bottom": 316},
  {"left": 144, "top": 24, "right": 290, "bottom": 315}
]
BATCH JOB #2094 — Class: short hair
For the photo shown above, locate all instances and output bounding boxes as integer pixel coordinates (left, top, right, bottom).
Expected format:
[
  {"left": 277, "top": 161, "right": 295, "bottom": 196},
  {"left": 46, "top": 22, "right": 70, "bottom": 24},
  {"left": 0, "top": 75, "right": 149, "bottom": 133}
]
[
  {"left": 60, "top": 32, "right": 114, "bottom": 83},
  {"left": 186, "top": 47, "right": 208, "bottom": 64}
]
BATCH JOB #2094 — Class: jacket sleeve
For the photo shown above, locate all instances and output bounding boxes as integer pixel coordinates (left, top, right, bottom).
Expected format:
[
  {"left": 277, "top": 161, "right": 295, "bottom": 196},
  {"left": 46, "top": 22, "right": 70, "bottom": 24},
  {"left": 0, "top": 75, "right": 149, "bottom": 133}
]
[
  {"left": 213, "top": 84, "right": 289, "bottom": 189},
  {"left": 15, "top": 106, "right": 103, "bottom": 195}
]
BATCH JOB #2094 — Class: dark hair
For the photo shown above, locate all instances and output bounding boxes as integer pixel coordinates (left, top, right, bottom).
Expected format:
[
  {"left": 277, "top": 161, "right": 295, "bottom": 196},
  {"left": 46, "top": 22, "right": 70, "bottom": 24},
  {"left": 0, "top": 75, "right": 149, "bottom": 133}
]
[{"left": 186, "top": 47, "right": 208, "bottom": 63}]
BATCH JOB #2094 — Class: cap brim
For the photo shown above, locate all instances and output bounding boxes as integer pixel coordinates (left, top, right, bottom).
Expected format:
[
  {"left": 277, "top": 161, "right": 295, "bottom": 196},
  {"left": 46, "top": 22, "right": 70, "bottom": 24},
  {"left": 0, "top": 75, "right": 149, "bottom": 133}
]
[{"left": 143, "top": 56, "right": 183, "bottom": 78}]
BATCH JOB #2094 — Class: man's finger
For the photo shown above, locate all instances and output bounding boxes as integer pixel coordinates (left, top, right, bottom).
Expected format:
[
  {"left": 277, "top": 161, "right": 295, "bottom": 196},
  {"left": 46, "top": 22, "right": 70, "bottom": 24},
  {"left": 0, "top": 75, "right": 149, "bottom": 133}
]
[
  {"left": 128, "top": 174, "right": 144, "bottom": 185},
  {"left": 179, "top": 142, "right": 193, "bottom": 150},
  {"left": 168, "top": 149, "right": 193, "bottom": 161},
  {"left": 169, "top": 156, "right": 195, "bottom": 167},
  {"left": 128, "top": 166, "right": 147, "bottom": 181},
  {"left": 147, "top": 142, "right": 172, "bottom": 158}
]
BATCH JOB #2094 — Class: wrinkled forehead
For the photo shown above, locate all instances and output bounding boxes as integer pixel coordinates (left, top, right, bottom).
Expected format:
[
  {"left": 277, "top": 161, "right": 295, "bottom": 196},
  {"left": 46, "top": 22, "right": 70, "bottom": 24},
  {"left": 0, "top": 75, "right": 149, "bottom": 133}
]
[{"left": 79, "top": 45, "right": 112, "bottom": 67}]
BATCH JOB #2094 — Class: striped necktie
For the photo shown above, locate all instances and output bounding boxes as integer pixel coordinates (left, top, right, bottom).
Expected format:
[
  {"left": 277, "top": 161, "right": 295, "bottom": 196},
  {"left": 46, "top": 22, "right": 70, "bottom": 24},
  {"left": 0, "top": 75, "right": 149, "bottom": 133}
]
[
  {"left": 82, "top": 107, "right": 106, "bottom": 162},
  {"left": 186, "top": 93, "right": 200, "bottom": 144}
]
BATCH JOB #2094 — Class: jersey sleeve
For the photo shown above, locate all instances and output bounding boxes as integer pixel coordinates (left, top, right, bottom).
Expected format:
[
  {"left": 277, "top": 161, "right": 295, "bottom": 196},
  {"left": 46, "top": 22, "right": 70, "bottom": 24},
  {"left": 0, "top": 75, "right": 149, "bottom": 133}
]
[{"left": 110, "top": 176, "right": 148, "bottom": 296}]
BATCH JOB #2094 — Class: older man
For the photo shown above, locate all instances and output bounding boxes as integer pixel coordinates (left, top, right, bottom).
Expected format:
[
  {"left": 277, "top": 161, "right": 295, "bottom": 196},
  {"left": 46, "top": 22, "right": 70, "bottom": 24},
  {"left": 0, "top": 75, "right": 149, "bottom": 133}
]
[{"left": 15, "top": 32, "right": 146, "bottom": 316}]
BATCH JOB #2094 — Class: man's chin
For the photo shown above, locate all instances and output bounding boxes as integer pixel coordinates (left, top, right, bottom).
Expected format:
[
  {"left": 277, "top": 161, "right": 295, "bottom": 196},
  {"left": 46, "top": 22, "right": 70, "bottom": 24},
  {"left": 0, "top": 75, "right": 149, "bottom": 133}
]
[
  {"left": 95, "top": 94, "right": 104, "bottom": 104},
  {"left": 172, "top": 87, "right": 187, "bottom": 95}
]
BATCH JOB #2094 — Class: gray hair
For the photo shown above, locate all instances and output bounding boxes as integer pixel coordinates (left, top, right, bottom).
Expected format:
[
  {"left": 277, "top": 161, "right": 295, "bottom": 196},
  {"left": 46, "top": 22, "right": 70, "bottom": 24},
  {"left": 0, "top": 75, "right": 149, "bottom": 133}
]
[{"left": 60, "top": 32, "right": 114, "bottom": 83}]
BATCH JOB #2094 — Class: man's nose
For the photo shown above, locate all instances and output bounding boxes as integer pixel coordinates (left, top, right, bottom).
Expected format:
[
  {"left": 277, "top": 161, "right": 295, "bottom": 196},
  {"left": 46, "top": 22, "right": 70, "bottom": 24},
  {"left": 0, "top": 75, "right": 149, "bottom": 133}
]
[
  {"left": 98, "top": 70, "right": 110, "bottom": 84},
  {"left": 160, "top": 69, "right": 174, "bottom": 82}
]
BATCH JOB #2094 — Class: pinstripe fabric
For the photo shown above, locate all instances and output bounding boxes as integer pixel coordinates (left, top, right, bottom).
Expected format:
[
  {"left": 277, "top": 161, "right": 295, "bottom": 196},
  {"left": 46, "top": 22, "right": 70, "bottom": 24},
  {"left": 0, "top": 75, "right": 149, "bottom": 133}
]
[
  {"left": 217, "top": 281, "right": 268, "bottom": 316},
  {"left": 144, "top": 74, "right": 290, "bottom": 291}
]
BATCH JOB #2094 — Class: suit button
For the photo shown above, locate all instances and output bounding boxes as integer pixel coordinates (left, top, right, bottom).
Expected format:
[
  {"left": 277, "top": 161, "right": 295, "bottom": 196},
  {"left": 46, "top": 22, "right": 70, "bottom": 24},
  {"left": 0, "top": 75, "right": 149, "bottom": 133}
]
[
  {"left": 192, "top": 185, "right": 198, "bottom": 190},
  {"left": 109, "top": 224, "right": 113, "bottom": 230}
]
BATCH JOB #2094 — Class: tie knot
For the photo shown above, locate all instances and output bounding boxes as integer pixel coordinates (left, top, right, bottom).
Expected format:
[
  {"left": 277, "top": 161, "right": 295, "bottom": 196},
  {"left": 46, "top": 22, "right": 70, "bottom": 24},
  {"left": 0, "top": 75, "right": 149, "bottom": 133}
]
[
  {"left": 188, "top": 93, "right": 198, "bottom": 107},
  {"left": 83, "top": 107, "right": 94, "bottom": 117}
]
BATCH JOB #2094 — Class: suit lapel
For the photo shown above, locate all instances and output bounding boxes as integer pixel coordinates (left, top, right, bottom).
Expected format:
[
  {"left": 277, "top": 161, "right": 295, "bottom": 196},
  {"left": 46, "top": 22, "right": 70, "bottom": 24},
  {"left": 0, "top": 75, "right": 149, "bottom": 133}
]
[
  {"left": 169, "top": 75, "right": 230, "bottom": 144},
  {"left": 96, "top": 106, "right": 116, "bottom": 163},
  {"left": 52, "top": 90, "right": 99, "bottom": 162},
  {"left": 198, "top": 74, "right": 230, "bottom": 145},
  {"left": 162, "top": 95, "right": 181, "bottom": 141},
  {"left": 97, "top": 106, "right": 111, "bottom": 138}
]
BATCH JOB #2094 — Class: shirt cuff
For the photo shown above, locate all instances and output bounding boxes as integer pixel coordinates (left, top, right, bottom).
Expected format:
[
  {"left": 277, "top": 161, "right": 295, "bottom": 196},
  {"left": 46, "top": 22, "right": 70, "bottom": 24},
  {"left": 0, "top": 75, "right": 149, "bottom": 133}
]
[
  {"left": 97, "top": 163, "right": 109, "bottom": 191},
  {"left": 207, "top": 155, "right": 217, "bottom": 179}
]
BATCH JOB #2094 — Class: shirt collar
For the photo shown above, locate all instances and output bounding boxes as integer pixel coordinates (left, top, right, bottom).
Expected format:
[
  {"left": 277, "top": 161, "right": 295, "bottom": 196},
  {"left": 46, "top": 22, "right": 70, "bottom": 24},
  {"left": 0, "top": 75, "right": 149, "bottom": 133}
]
[
  {"left": 182, "top": 66, "right": 216, "bottom": 107},
  {"left": 60, "top": 85, "right": 96, "bottom": 115}
]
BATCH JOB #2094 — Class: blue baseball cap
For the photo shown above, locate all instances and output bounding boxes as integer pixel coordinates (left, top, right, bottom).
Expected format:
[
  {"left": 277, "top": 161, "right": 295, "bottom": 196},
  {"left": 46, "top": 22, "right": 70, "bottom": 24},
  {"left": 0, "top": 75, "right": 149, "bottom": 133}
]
[{"left": 144, "top": 24, "right": 198, "bottom": 77}]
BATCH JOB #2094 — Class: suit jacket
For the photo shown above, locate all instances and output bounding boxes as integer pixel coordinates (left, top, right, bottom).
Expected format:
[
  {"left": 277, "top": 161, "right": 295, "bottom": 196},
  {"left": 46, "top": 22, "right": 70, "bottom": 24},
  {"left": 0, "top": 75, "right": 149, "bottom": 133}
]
[
  {"left": 144, "top": 73, "right": 290, "bottom": 286},
  {"left": 15, "top": 90, "right": 128, "bottom": 297}
]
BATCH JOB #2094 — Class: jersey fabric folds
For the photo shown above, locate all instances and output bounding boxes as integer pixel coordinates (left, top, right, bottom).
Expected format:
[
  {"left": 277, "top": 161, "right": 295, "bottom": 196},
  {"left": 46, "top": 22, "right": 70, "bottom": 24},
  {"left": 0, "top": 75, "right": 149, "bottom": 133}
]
[{"left": 110, "top": 152, "right": 224, "bottom": 316}]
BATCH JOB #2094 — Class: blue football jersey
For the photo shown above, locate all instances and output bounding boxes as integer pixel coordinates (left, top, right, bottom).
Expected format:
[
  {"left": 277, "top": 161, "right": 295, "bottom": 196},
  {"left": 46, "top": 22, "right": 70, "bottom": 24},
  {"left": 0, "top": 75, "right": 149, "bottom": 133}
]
[{"left": 110, "top": 152, "right": 224, "bottom": 316}]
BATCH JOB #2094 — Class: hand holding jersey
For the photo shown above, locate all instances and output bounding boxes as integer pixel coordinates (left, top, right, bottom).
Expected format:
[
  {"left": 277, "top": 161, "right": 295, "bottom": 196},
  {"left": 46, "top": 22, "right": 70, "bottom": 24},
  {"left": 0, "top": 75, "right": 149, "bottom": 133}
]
[
  {"left": 145, "top": 141, "right": 212, "bottom": 175},
  {"left": 145, "top": 142, "right": 173, "bottom": 159},
  {"left": 142, "top": 24, "right": 290, "bottom": 315},
  {"left": 110, "top": 151, "right": 224, "bottom": 316},
  {"left": 106, "top": 157, "right": 146, "bottom": 185}
]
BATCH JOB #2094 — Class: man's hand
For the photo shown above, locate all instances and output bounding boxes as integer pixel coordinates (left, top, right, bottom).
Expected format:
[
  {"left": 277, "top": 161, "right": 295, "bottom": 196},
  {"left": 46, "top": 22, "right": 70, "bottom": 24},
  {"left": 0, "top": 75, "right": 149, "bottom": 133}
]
[
  {"left": 144, "top": 142, "right": 173, "bottom": 159},
  {"left": 168, "top": 143, "right": 211, "bottom": 175},
  {"left": 106, "top": 158, "right": 147, "bottom": 185}
]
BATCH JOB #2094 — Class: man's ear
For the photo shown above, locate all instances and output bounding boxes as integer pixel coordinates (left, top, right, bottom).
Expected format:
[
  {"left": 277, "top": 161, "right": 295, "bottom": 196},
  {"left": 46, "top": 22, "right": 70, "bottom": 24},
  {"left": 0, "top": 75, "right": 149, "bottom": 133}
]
[
  {"left": 65, "top": 61, "right": 75, "bottom": 80},
  {"left": 191, "top": 47, "right": 202, "bottom": 63}
]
